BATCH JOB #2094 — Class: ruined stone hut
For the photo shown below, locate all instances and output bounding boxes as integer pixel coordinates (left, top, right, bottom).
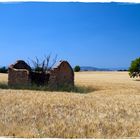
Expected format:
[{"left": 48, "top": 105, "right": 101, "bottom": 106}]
[{"left": 8, "top": 60, "right": 74, "bottom": 89}]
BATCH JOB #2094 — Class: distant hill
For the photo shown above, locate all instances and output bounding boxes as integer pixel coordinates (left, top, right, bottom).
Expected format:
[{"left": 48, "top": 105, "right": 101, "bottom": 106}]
[
  {"left": 80, "top": 66, "right": 128, "bottom": 71},
  {"left": 80, "top": 66, "right": 111, "bottom": 71}
]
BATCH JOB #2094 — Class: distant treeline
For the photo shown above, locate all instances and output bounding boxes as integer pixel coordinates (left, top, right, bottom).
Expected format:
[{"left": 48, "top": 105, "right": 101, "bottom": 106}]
[
  {"left": 0, "top": 67, "right": 8, "bottom": 73},
  {"left": 117, "top": 69, "right": 128, "bottom": 72},
  {"left": 0, "top": 66, "right": 128, "bottom": 73}
]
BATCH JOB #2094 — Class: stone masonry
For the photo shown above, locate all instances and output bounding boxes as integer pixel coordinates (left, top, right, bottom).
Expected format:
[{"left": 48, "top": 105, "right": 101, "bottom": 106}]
[
  {"left": 8, "top": 60, "right": 74, "bottom": 89},
  {"left": 8, "top": 60, "right": 31, "bottom": 86},
  {"left": 48, "top": 60, "right": 74, "bottom": 89}
]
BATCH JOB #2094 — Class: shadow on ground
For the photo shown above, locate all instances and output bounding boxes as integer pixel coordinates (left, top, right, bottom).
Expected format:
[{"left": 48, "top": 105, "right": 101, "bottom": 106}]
[
  {"left": 133, "top": 79, "right": 140, "bottom": 81},
  {"left": 0, "top": 82, "right": 96, "bottom": 94}
]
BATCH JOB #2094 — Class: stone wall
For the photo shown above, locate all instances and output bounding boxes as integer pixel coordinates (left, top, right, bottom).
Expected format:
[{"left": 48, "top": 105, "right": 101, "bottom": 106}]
[
  {"left": 12, "top": 60, "right": 31, "bottom": 71},
  {"left": 8, "top": 68, "right": 31, "bottom": 86},
  {"left": 48, "top": 61, "right": 74, "bottom": 89},
  {"left": 8, "top": 60, "right": 74, "bottom": 89},
  {"left": 8, "top": 60, "right": 31, "bottom": 86}
]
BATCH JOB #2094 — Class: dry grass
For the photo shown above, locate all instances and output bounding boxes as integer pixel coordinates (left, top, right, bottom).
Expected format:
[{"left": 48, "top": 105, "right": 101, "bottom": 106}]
[{"left": 0, "top": 72, "right": 140, "bottom": 138}]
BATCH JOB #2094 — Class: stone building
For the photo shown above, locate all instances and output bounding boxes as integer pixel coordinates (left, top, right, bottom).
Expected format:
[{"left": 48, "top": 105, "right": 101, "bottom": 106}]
[
  {"left": 48, "top": 60, "right": 74, "bottom": 89},
  {"left": 8, "top": 60, "right": 32, "bottom": 86},
  {"left": 8, "top": 60, "right": 74, "bottom": 89}
]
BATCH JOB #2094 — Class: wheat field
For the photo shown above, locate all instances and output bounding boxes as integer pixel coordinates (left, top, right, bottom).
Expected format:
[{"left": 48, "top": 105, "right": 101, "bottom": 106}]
[{"left": 0, "top": 72, "right": 140, "bottom": 138}]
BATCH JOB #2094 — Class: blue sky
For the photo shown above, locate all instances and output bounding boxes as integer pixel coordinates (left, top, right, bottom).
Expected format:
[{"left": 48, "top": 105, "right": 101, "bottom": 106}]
[{"left": 0, "top": 2, "right": 140, "bottom": 68}]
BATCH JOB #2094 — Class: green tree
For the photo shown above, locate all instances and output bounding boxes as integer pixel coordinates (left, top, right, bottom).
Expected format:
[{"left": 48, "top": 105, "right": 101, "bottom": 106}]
[
  {"left": 74, "top": 65, "right": 80, "bottom": 72},
  {"left": 129, "top": 57, "right": 140, "bottom": 78},
  {"left": 0, "top": 67, "right": 8, "bottom": 73}
]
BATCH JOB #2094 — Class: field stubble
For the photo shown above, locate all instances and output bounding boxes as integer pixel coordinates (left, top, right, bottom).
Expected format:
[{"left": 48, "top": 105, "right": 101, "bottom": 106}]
[{"left": 0, "top": 72, "right": 140, "bottom": 138}]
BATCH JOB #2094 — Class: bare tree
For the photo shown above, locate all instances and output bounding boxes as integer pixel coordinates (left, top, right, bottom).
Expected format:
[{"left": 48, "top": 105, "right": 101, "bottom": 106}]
[{"left": 28, "top": 54, "right": 57, "bottom": 73}]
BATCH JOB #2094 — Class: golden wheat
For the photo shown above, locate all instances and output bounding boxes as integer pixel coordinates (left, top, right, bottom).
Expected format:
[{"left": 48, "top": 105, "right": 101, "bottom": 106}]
[{"left": 0, "top": 72, "right": 140, "bottom": 138}]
